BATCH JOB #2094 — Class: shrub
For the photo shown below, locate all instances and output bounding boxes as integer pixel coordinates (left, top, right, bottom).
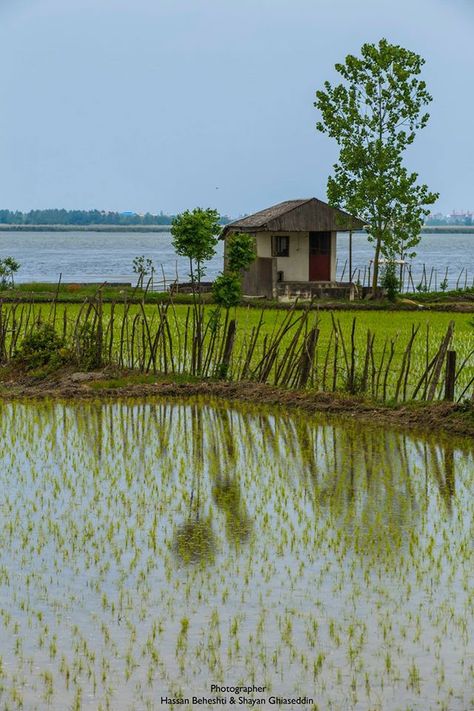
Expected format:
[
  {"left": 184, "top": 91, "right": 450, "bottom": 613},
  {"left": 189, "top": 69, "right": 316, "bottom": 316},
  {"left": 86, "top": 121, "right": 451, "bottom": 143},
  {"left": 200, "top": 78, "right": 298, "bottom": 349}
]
[
  {"left": 226, "top": 232, "right": 256, "bottom": 273},
  {"left": 14, "top": 324, "right": 68, "bottom": 370},
  {"left": 212, "top": 273, "right": 242, "bottom": 309},
  {"left": 381, "top": 261, "right": 399, "bottom": 302}
]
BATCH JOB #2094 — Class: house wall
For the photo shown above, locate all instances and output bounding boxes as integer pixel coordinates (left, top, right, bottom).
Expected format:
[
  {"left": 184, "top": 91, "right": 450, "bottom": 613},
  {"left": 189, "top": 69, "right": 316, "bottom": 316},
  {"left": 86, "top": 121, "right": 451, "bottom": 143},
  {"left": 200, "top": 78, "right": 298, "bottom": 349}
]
[
  {"left": 255, "top": 233, "right": 272, "bottom": 258},
  {"left": 276, "top": 232, "right": 309, "bottom": 282},
  {"left": 255, "top": 232, "right": 309, "bottom": 281},
  {"left": 255, "top": 231, "right": 337, "bottom": 282},
  {"left": 225, "top": 230, "right": 339, "bottom": 290}
]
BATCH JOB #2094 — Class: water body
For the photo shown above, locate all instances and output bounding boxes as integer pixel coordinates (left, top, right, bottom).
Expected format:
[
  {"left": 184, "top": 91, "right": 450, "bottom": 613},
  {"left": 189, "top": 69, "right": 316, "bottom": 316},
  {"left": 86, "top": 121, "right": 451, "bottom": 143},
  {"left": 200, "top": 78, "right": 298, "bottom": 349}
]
[
  {"left": 0, "top": 399, "right": 471, "bottom": 710},
  {"left": 0, "top": 230, "right": 472, "bottom": 289}
]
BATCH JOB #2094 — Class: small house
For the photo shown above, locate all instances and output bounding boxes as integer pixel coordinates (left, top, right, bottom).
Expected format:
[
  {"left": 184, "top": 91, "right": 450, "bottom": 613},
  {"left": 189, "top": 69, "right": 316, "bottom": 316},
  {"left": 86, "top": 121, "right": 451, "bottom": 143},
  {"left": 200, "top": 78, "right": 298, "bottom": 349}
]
[{"left": 221, "top": 198, "right": 364, "bottom": 299}]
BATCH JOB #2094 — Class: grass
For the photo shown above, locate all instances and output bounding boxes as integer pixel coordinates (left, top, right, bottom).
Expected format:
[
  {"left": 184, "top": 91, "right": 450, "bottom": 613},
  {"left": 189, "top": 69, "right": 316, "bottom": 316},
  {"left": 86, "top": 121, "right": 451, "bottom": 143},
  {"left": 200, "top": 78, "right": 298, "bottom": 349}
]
[
  {"left": 0, "top": 282, "right": 215, "bottom": 304},
  {"left": 12, "top": 299, "right": 474, "bottom": 361},
  {"left": 2, "top": 300, "right": 474, "bottom": 402},
  {"left": 6, "top": 297, "right": 474, "bottom": 334},
  {"left": 4, "top": 281, "right": 474, "bottom": 308}
]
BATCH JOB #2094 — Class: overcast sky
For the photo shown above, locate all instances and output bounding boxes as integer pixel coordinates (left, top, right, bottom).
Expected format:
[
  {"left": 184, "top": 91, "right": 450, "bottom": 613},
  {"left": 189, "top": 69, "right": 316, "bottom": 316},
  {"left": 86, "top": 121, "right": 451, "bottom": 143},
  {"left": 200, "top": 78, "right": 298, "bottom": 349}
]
[{"left": 0, "top": 0, "right": 472, "bottom": 216}]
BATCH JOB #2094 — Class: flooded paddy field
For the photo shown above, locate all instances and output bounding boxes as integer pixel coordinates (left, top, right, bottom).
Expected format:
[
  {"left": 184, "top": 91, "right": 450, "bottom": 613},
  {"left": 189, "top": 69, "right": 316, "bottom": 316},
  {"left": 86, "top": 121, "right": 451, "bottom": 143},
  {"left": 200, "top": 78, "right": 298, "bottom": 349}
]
[{"left": 0, "top": 398, "right": 472, "bottom": 710}]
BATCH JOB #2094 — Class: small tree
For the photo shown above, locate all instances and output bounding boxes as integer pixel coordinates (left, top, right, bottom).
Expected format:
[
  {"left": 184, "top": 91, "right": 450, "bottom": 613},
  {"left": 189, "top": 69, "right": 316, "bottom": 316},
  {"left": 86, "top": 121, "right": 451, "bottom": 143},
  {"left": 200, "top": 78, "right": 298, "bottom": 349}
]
[
  {"left": 0, "top": 256, "right": 20, "bottom": 289},
  {"left": 132, "top": 255, "right": 154, "bottom": 289},
  {"left": 315, "top": 38, "right": 438, "bottom": 292},
  {"left": 212, "top": 233, "right": 256, "bottom": 379},
  {"left": 171, "top": 208, "right": 221, "bottom": 374},
  {"left": 171, "top": 208, "right": 221, "bottom": 293}
]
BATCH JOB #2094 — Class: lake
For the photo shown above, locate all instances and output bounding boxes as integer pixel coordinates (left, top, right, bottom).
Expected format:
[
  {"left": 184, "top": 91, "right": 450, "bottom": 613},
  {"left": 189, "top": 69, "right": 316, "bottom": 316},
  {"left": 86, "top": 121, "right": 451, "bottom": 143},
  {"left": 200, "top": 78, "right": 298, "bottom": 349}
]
[
  {"left": 0, "top": 230, "right": 473, "bottom": 290},
  {"left": 0, "top": 398, "right": 471, "bottom": 710}
]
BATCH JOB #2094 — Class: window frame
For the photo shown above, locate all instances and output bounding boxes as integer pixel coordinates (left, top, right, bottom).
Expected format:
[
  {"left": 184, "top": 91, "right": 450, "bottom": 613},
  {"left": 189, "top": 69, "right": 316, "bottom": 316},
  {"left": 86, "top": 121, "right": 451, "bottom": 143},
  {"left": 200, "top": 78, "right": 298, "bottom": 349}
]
[{"left": 272, "top": 235, "right": 290, "bottom": 258}]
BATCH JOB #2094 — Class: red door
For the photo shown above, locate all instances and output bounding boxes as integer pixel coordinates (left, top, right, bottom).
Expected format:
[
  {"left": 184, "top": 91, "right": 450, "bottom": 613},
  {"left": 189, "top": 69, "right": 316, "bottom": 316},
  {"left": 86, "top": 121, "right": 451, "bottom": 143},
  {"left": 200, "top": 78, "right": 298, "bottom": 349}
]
[{"left": 309, "top": 232, "right": 331, "bottom": 281}]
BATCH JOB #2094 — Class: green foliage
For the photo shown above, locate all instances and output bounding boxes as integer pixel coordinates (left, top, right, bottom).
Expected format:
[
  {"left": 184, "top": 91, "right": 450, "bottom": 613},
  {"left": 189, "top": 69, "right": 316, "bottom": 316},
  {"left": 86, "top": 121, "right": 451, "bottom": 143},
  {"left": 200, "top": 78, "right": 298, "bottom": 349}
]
[
  {"left": 212, "top": 273, "right": 242, "bottom": 309},
  {"left": 212, "top": 233, "right": 256, "bottom": 310},
  {"left": 0, "top": 256, "right": 20, "bottom": 289},
  {"left": 171, "top": 208, "right": 221, "bottom": 283},
  {"left": 207, "top": 307, "right": 222, "bottom": 335},
  {"left": 315, "top": 38, "right": 438, "bottom": 289},
  {"left": 171, "top": 208, "right": 221, "bottom": 375},
  {"left": 381, "top": 261, "right": 399, "bottom": 302},
  {"left": 226, "top": 233, "right": 256, "bottom": 273},
  {"left": 14, "top": 324, "right": 68, "bottom": 370},
  {"left": 132, "top": 255, "right": 154, "bottom": 287}
]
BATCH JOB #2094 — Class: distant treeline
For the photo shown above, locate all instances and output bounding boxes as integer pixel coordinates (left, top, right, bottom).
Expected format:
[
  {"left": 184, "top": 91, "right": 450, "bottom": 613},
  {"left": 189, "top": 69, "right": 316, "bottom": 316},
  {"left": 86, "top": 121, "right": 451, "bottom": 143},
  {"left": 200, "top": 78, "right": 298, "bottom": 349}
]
[{"left": 0, "top": 209, "right": 231, "bottom": 226}]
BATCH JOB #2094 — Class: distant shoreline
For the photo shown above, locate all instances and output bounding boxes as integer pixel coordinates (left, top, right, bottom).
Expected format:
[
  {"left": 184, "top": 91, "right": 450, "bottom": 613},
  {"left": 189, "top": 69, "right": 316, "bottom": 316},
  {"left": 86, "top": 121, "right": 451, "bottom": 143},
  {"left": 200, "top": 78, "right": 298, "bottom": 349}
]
[
  {"left": 0, "top": 224, "right": 173, "bottom": 233},
  {"left": 420, "top": 226, "right": 474, "bottom": 233},
  {"left": 0, "top": 224, "right": 472, "bottom": 234}
]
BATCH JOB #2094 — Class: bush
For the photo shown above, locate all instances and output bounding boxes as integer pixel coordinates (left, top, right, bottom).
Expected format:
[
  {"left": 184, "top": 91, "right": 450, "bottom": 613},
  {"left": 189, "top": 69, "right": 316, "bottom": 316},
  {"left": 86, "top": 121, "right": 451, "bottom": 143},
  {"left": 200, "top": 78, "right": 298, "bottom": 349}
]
[
  {"left": 381, "top": 261, "right": 399, "bottom": 302},
  {"left": 226, "top": 232, "right": 256, "bottom": 273},
  {"left": 14, "top": 324, "right": 69, "bottom": 370},
  {"left": 212, "top": 273, "right": 242, "bottom": 309}
]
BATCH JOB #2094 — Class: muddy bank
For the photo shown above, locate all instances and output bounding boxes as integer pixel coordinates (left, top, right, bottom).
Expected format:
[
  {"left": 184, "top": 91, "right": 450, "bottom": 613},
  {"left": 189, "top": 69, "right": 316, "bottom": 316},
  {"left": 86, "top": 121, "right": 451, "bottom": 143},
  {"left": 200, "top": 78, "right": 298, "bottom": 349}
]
[{"left": 1, "top": 367, "right": 474, "bottom": 438}]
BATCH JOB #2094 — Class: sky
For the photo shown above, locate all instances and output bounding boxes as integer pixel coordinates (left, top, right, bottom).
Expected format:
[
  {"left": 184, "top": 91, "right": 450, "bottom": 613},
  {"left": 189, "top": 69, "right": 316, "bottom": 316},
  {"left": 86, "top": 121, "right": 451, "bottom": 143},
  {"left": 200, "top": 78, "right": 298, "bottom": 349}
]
[{"left": 0, "top": 0, "right": 472, "bottom": 216}]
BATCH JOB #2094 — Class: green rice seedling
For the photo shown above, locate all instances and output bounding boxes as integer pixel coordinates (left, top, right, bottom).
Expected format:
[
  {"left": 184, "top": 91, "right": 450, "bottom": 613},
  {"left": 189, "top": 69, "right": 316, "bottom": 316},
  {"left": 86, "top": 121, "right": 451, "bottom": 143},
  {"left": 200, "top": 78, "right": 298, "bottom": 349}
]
[{"left": 0, "top": 399, "right": 470, "bottom": 709}]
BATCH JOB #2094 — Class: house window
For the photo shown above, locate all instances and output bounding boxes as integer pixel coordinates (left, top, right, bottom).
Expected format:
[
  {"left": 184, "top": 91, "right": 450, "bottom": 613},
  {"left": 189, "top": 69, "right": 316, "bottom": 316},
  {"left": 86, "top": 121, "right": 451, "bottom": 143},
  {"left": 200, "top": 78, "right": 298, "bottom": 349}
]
[{"left": 273, "top": 235, "right": 290, "bottom": 257}]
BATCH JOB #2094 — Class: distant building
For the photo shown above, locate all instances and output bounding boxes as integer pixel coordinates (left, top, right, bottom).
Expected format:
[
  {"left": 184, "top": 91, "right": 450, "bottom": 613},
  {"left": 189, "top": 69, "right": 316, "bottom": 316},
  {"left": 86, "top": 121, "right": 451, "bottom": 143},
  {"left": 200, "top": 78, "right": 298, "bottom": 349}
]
[{"left": 220, "top": 198, "right": 364, "bottom": 299}]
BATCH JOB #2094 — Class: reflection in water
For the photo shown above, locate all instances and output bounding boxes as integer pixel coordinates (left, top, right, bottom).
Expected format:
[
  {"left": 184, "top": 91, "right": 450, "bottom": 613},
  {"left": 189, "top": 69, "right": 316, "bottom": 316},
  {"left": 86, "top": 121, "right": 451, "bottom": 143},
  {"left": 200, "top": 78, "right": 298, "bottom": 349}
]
[
  {"left": 48, "top": 398, "right": 462, "bottom": 563},
  {"left": 0, "top": 398, "right": 471, "bottom": 711}
]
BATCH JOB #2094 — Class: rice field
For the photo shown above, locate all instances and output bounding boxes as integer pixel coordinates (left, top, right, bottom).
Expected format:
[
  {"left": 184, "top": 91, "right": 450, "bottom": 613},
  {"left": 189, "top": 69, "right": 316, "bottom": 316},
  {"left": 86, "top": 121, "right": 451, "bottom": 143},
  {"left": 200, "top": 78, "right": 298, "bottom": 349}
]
[
  {"left": 0, "top": 397, "right": 471, "bottom": 710},
  {"left": 2, "top": 301, "right": 474, "bottom": 401}
]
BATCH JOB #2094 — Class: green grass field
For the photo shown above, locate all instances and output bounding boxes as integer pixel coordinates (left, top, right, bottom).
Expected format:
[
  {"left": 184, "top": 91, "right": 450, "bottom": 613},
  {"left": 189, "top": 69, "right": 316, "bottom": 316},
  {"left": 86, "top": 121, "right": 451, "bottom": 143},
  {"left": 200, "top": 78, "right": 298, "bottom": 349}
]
[{"left": 2, "top": 301, "right": 474, "bottom": 401}]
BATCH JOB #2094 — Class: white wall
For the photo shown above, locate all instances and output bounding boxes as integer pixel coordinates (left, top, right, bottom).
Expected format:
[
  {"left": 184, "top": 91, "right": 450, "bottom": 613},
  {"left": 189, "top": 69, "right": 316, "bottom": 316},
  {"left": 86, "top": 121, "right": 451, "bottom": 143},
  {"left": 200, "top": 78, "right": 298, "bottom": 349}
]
[
  {"left": 255, "top": 232, "right": 272, "bottom": 258},
  {"left": 276, "top": 232, "right": 309, "bottom": 281},
  {"left": 254, "top": 232, "right": 309, "bottom": 281},
  {"left": 253, "top": 230, "right": 339, "bottom": 283}
]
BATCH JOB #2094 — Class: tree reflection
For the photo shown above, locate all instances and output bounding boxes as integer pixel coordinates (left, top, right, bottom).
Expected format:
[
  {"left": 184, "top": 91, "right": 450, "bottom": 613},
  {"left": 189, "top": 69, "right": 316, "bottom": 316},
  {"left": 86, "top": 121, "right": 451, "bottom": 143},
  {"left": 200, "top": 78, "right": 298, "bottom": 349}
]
[
  {"left": 2, "top": 398, "right": 467, "bottom": 571},
  {"left": 173, "top": 404, "right": 216, "bottom": 566}
]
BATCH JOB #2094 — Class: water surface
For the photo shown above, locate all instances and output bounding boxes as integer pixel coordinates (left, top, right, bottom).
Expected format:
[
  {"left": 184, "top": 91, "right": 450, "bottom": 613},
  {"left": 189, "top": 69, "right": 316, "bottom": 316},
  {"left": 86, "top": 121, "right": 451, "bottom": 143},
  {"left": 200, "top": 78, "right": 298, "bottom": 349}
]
[
  {"left": 0, "top": 399, "right": 471, "bottom": 710},
  {"left": 0, "top": 230, "right": 473, "bottom": 290}
]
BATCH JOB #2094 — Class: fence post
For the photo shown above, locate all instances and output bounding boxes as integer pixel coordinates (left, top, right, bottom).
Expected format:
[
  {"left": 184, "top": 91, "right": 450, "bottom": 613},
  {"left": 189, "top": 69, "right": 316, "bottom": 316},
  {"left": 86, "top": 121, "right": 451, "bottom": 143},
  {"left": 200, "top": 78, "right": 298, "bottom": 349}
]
[
  {"left": 218, "top": 319, "right": 236, "bottom": 379},
  {"left": 298, "top": 327, "right": 319, "bottom": 389},
  {"left": 444, "top": 350, "right": 456, "bottom": 402}
]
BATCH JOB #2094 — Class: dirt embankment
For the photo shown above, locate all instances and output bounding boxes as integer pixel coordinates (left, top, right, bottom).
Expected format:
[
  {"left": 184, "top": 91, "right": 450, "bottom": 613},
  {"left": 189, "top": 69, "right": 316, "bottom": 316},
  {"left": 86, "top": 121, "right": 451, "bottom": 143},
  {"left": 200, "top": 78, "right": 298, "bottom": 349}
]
[{"left": 1, "top": 367, "right": 474, "bottom": 439}]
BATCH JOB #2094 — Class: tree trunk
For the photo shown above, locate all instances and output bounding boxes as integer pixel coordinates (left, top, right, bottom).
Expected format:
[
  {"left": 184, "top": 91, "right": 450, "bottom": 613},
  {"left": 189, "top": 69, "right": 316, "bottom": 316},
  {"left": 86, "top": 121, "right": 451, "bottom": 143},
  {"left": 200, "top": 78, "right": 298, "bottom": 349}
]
[
  {"left": 196, "top": 259, "right": 203, "bottom": 375},
  {"left": 371, "top": 231, "right": 383, "bottom": 293}
]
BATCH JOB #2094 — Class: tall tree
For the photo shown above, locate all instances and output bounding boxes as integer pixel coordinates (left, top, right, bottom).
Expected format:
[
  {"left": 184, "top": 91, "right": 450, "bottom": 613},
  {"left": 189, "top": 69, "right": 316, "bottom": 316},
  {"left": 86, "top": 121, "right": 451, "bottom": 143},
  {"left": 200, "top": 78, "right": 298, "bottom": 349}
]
[{"left": 315, "top": 38, "right": 438, "bottom": 291}]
